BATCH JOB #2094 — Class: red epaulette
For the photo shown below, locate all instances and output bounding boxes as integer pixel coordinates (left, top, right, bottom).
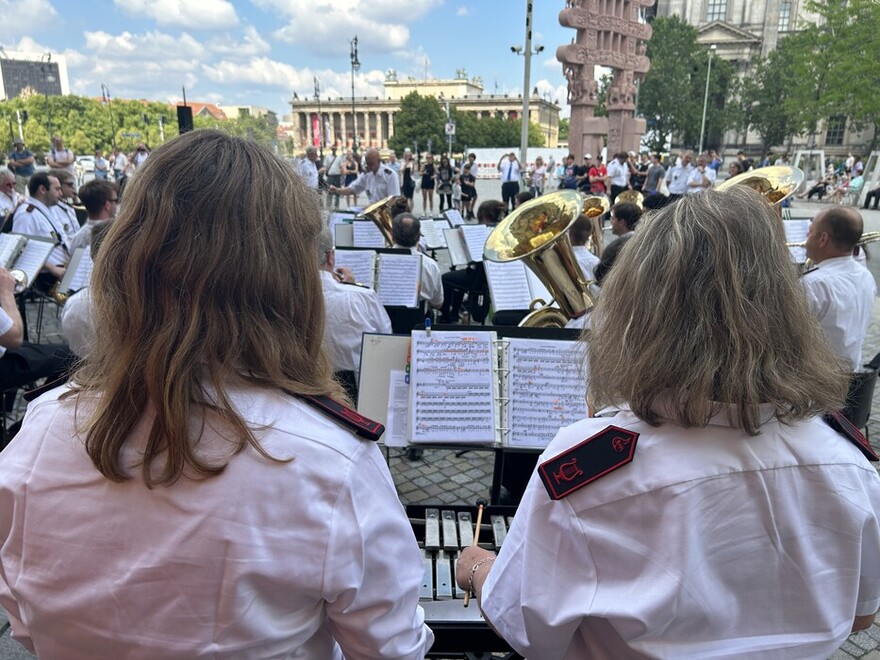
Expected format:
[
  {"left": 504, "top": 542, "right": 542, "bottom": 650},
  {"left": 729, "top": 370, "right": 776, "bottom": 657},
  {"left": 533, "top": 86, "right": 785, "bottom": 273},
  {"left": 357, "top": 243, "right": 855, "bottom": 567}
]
[
  {"left": 824, "top": 411, "right": 879, "bottom": 461},
  {"left": 25, "top": 204, "right": 34, "bottom": 212},
  {"left": 538, "top": 425, "right": 639, "bottom": 500},
  {"left": 298, "top": 394, "right": 384, "bottom": 441}
]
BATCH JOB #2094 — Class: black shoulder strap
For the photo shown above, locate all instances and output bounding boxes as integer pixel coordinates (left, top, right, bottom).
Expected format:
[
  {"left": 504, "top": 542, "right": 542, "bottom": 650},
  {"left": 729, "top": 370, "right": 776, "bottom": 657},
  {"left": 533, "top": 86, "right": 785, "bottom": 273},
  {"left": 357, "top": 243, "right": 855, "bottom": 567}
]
[
  {"left": 824, "top": 411, "right": 879, "bottom": 461},
  {"left": 298, "top": 394, "right": 384, "bottom": 441}
]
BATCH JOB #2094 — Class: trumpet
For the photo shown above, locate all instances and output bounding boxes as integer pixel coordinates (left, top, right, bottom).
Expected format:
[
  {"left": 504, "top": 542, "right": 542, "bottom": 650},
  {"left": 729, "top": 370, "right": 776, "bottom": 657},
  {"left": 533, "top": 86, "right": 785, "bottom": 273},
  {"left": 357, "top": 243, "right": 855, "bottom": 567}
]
[{"left": 10, "top": 269, "right": 27, "bottom": 294}]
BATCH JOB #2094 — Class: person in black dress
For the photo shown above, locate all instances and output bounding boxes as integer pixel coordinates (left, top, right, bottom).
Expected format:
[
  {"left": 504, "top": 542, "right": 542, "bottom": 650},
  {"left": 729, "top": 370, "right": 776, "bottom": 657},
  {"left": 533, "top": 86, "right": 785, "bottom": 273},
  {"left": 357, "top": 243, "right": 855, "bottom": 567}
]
[{"left": 420, "top": 153, "right": 435, "bottom": 215}]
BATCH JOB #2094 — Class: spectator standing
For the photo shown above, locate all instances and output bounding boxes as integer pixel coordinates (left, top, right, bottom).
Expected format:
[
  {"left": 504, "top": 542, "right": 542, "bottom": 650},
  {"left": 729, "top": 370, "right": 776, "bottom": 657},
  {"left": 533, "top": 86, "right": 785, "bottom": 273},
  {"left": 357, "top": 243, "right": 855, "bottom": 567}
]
[{"left": 7, "top": 140, "right": 34, "bottom": 194}]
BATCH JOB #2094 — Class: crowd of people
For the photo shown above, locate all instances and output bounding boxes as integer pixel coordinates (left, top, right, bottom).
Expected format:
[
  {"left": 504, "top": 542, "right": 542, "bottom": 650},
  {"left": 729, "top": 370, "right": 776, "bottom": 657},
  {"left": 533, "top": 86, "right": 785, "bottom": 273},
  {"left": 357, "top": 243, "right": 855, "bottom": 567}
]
[{"left": 0, "top": 129, "right": 874, "bottom": 659}]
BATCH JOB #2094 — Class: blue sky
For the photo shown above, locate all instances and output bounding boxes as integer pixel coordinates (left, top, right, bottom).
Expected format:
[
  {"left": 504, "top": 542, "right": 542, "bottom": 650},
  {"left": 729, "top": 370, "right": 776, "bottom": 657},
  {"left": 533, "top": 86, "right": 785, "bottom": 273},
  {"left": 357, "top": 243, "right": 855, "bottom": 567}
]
[{"left": 4, "top": 0, "right": 578, "bottom": 120}]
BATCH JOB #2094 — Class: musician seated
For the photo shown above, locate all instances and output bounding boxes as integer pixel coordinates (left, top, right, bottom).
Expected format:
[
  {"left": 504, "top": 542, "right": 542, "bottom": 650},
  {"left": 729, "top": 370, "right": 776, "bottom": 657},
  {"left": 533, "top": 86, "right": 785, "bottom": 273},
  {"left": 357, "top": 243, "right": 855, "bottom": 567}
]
[
  {"left": 70, "top": 179, "right": 118, "bottom": 251},
  {"left": 514, "top": 191, "right": 534, "bottom": 208},
  {"left": 564, "top": 234, "right": 632, "bottom": 331},
  {"left": 60, "top": 224, "right": 112, "bottom": 358},
  {"left": 569, "top": 213, "right": 601, "bottom": 283},
  {"left": 318, "top": 226, "right": 392, "bottom": 380},
  {"left": 12, "top": 172, "right": 70, "bottom": 283},
  {"left": 802, "top": 206, "right": 876, "bottom": 370},
  {"left": 0, "top": 266, "right": 72, "bottom": 396},
  {"left": 457, "top": 186, "right": 880, "bottom": 659},
  {"left": 391, "top": 212, "right": 443, "bottom": 309},
  {"left": 609, "top": 201, "right": 642, "bottom": 239},
  {"left": 0, "top": 169, "right": 22, "bottom": 225},
  {"left": 0, "top": 130, "right": 432, "bottom": 658},
  {"left": 440, "top": 200, "right": 506, "bottom": 324}
]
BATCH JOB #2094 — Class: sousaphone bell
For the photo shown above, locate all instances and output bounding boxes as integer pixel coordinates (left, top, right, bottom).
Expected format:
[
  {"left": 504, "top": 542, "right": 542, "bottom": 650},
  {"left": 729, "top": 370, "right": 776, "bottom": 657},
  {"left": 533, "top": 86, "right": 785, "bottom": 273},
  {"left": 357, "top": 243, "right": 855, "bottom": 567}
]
[
  {"left": 483, "top": 190, "right": 607, "bottom": 327},
  {"left": 361, "top": 195, "right": 398, "bottom": 247},
  {"left": 715, "top": 165, "right": 804, "bottom": 205}
]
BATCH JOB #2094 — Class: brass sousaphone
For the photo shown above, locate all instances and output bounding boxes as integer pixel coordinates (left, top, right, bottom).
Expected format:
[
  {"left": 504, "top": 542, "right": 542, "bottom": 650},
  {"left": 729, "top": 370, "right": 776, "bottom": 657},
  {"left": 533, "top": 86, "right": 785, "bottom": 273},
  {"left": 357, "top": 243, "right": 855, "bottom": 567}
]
[
  {"left": 483, "top": 190, "right": 608, "bottom": 327},
  {"left": 361, "top": 195, "right": 398, "bottom": 247}
]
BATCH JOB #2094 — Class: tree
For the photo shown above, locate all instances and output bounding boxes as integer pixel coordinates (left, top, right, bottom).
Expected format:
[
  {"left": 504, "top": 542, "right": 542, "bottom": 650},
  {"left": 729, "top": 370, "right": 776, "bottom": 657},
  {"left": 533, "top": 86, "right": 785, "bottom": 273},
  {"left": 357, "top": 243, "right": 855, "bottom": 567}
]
[
  {"left": 387, "top": 92, "right": 446, "bottom": 155},
  {"left": 558, "top": 117, "right": 570, "bottom": 141},
  {"left": 637, "top": 16, "right": 736, "bottom": 152}
]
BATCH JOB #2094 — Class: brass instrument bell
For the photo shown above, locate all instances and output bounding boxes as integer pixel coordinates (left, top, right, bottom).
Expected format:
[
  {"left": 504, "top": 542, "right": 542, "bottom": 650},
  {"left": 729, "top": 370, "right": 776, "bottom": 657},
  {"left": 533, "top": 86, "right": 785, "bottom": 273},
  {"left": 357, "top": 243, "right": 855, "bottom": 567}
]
[
  {"left": 484, "top": 190, "right": 601, "bottom": 327},
  {"left": 715, "top": 166, "right": 805, "bottom": 205},
  {"left": 361, "top": 196, "right": 398, "bottom": 247},
  {"left": 615, "top": 189, "right": 644, "bottom": 209}
]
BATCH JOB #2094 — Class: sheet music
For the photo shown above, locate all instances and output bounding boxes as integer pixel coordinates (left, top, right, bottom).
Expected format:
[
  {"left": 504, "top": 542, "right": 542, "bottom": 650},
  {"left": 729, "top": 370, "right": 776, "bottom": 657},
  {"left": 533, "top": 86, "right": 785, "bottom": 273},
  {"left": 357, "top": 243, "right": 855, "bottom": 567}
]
[
  {"left": 420, "top": 218, "right": 449, "bottom": 249},
  {"left": 484, "top": 261, "right": 532, "bottom": 311},
  {"left": 14, "top": 237, "right": 54, "bottom": 288},
  {"left": 333, "top": 249, "right": 376, "bottom": 288},
  {"left": 506, "top": 338, "right": 587, "bottom": 448},
  {"left": 525, "top": 268, "right": 553, "bottom": 304},
  {"left": 409, "top": 330, "right": 497, "bottom": 444},
  {"left": 385, "top": 370, "right": 410, "bottom": 447},
  {"left": 60, "top": 246, "right": 93, "bottom": 293},
  {"left": 460, "top": 224, "right": 491, "bottom": 263},
  {"left": 334, "top": 223, "right": 354, "bottom": 247},
  {"left": 783, "top": 219, "right": 809, "bottom": 263},
  {"left": 444, "top": 209, "right": 465, "bottom": 227},
  {"left": 377, "top": 253, "right": 421, "bottom": 307},
  {"left": 352, "top": 220, "right": 386, "bottom": 248},
  {"left": 443, "top": 228, "right": 471, "bottom": 267},
  {"left": 0, "top": 234, "right": 25, "bottom": 269}
]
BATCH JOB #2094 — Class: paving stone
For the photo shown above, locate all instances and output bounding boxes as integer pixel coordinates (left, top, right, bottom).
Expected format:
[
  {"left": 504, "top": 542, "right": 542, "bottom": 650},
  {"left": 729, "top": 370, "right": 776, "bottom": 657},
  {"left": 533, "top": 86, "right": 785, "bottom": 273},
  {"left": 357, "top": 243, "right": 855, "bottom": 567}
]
[
  {"left": 860, "top": 651, "right": 880, "bottom": 660},
  {"left": 841, "top": 640, "right": 865, "bottom": 656},
  {"left": 852, "top": 630, "right": 880, "bottom": 651},
  {"left": 830, "top": 649, "right": 858, "bottom": 660}
]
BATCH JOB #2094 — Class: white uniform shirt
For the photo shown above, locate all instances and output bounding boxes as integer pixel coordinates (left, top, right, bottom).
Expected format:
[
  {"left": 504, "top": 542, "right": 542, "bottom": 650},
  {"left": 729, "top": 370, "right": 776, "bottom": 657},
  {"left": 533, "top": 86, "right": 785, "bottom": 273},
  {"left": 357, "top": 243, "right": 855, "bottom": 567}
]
[
  {"left": 607, "top": 159, "right": 630, "bottom": 187},
  {"left": 296, "top": 157, "right": 319, "bottom": 189},
  {"left": 0, "top": 307, "right": 12, "bottom": 357},
  {"left": 0, "top": 191, "right": 20, "bottom": 217},
  {"left": 499, "top": 159, "right": 521, "bottom": 183},
  {"left": 321, "top": 270, "right": 392, "bottom": 373},
  {"left": 394, "top": 245, "right": 443, "bottom": 308},
  {"left": 481, "top": 407, "right": 880, "bottom": 660},
  {"left": 686, "top": 166, "right": 717, "bottom": 194},
  {"left": 54, "top": 201, "right": 79, "bottom": 238},
  {"left": 0, "top": 384, "right": 433, "bottom": 659},
  {"left": 665, "top": 163, "right": 693, "bottom": 195},
  {"left": 70, "top": 219, "right": 107, "bottom": 252},
  {"left": 348, "top": 166, "right": 401, "bottom": 203},
  {"left": 60, "top": 288, "right": 94, "bottom": 358},
  {"left": 12, "top": 199, "right": 70, "bottom": 266},
  {"left": 572, "top": 245, "right": 600, "bottom": 281},
  {"left": 803, "top": 255, "right": 876, "bottom": 369}
]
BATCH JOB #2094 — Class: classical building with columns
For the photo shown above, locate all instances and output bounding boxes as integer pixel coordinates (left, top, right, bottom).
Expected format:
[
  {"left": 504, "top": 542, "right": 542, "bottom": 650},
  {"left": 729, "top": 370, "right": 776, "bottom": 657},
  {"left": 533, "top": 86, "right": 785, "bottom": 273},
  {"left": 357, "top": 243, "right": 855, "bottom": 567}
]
[
  {"left": 656, "top": 0, "right": 874, "bottom": 155},
  {"left": 288, "top": 71, "right": 562, "bottom": 152}
]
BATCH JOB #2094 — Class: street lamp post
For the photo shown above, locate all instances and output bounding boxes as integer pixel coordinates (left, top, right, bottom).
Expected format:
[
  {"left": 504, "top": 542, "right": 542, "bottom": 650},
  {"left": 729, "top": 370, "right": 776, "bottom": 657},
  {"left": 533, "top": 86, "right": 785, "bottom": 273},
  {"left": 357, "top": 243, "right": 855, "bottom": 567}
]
[
  {"left": 39, "top": 53, "right": 54, "bottom": 139},
  {"left": 350, "top": 37, "right": 360, "bottom": 152},
  {"left": 100, "top": 84, "right": 117, "bottom": 149},
  {"left": 510, "top": 1, "right": 544, "bottom": 172},
  {"left": 314, "top": 76, "right": 323, "bottom": 156},
  {"left": 698, "top": 44, "right": 717, "bottom": 155}
]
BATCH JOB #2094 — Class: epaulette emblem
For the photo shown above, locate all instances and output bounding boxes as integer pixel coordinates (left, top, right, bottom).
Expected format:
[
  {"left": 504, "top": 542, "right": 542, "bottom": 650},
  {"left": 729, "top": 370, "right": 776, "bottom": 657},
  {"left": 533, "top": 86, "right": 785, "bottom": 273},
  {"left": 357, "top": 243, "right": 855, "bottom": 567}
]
[{"left": 538, "top": 425, "right": 638, "bottom": 500}]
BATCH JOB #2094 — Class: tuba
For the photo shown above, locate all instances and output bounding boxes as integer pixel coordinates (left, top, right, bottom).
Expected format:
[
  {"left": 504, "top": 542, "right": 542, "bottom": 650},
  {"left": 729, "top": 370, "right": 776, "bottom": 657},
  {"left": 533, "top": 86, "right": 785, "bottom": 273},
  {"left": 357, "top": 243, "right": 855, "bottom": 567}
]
[
  {"left": 361, "top": 195, "right": 399, "bottom": 247},
  {"left": 615, "top": 189, "right": 644, "bottom": 209},
  {"left": 715, "top": 165, "right": 804, "bottom": 205},
  {"left": 484, "top": 190, "right": 603, "bottom": 327}
]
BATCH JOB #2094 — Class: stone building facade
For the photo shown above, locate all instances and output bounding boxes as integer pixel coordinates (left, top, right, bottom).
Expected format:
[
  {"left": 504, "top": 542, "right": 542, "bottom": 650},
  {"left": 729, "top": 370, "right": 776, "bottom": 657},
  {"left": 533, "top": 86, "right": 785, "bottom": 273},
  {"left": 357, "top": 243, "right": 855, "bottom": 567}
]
[
  {"left": 657, "top": 0, "right": 874, "bottom": 156},
  {"left": 287, "top": 73, "right": 561, "bottom": 152}
]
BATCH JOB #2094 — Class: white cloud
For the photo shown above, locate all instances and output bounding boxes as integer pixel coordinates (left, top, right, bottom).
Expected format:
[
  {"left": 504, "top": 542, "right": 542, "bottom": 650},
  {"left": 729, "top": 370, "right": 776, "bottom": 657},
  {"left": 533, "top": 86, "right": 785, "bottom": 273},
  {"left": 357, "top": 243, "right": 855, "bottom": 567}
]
[
  {"left": 456, "top": 6, "right": 470, "bottom": 16},
  {"left": 0, "top": 0, "right": 58, "bottom": 41},
  {"left": 254, "top": 0, "right": 440, "bottom": 57},
  {"left": 113, "top": 0, "right": 238, "bottom": 30},
  {"left": 207, "top": 25, "right": 271, "bottom": 57},
  {"left": 543, "top": 55, "right": 562, "bottom": 70},
  {"left": 83, "top": 30, "right": 204, "bottom": 60}
]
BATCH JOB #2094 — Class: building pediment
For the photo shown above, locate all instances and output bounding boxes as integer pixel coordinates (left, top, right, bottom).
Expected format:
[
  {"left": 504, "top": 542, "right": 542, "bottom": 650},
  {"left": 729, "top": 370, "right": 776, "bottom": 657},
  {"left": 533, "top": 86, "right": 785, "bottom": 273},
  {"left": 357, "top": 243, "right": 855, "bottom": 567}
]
[{"left": 697, "top": 21, "right": 762, "bottom": 45}]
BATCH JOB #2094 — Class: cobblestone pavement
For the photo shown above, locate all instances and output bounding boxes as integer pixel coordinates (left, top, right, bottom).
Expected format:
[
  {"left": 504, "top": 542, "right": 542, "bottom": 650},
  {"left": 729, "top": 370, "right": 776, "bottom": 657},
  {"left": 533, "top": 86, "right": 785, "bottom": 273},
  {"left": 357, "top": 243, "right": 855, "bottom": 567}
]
[{"left": 1, "top": 193, "right": 879, "bottom": 657}]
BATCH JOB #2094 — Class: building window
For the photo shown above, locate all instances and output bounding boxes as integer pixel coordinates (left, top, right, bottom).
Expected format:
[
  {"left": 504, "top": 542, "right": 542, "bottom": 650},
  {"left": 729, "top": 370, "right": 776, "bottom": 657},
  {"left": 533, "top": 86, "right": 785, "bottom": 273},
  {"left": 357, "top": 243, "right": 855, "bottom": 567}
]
[
  {"left": 825, "top": 116, "right": 846, "bottom": 146},
  {"left": 778, "top": 0, "right": 792, "bottom": 31},
  {"left": 706, "top": 0, "right": 727, "bottom": 21}
]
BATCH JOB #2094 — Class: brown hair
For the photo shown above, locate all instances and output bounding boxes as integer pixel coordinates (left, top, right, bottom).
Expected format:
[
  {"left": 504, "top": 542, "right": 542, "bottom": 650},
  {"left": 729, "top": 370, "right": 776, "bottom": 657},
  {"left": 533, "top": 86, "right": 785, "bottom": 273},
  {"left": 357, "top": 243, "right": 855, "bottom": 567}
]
[
  {"left": 71, "top": 129, "right": 344, "bottom": 486},
  {"left": 78, "top": 179, "right": 118, "bottom": 215},
  {"left": 589, "top": 186, "right": 848, "bottom": 434}
]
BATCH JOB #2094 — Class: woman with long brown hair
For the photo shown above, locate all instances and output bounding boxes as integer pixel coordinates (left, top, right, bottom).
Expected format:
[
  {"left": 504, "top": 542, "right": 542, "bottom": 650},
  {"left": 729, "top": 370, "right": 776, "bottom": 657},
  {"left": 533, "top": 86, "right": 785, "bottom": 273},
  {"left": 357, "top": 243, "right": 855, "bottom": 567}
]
[
  {"left": 0, "top": 130, "right": 432, "bottom": 658},
  {"left": 457, "top": 186, "right": 880, "bottom": 659}
]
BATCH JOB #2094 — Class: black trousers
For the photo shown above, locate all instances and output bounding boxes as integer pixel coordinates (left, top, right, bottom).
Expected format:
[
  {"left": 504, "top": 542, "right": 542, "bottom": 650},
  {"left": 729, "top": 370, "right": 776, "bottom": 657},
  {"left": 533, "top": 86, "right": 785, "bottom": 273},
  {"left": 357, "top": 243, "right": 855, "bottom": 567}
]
[
  {"left": 0, "top": 343, "right": 74, "bottom": 393},
  {"left": 610, "top": 185, "right": 627, "bottom": 205},
  {"left": 440, "top": 265, "right": 487, "bottom": 323},
  {"left": 864, "top": 188, "right": 880, "bottom": 210},
  {"left": 501, "top": 181, "right": 520, "bottom": 211}
]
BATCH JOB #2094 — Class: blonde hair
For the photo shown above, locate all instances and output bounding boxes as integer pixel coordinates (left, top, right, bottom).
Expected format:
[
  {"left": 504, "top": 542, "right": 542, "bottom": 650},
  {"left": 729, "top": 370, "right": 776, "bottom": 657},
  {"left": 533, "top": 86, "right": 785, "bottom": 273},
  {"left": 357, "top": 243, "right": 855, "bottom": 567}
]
[
  {"left": 589, "top": 186, "right": 849, "bottom": 434},
  {"left": 71, "top": 130, "right": 345, "bottom": 486}
]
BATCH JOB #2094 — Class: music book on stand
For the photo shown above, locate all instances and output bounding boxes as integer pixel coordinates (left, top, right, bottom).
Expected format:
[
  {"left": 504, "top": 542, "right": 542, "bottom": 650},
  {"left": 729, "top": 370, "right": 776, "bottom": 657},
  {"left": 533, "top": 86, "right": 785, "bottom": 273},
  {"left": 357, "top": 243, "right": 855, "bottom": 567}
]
[
  {"left": 484, "top": 261, "right": 553, "bottom": 312},
  {"left": 0, "top": 233, "right": 56, "bottom": 291},
  {"left": 59, "top": 246, "right": 93, "bottom": 295},
  {"left": 442, "top": 224, "right": 491, "bottom": 267},
  {"left": 419, "top": 218, "right": 450, "bottom": 249},
  {"left": 333, "top": 248, "right": 423, "bottom": 308}
]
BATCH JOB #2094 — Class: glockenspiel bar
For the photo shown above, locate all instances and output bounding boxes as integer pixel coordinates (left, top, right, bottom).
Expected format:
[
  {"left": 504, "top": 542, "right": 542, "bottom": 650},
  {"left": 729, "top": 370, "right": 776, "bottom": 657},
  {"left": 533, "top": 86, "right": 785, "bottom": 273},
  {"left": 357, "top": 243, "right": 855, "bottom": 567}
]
[
  {"left": 420, "top": 551, "right": 434, "bottom": 600},
  {"left": 491, "top": 515, "right": 508, "bottom": 550},
  {"left": 457, "top": 511, "right": 475, "bottom": 548},
  {"left": 425, "top": 508, "right": 440, "bottom": 551},
  {"left": 441, "top": 510, "right": 459, "bottom": 550},
  {"left": 435, "top": 550, "right": 454, "bottom": 600},
  {"left": 507, "top": 516, "right": 515, "bottom": 529}
]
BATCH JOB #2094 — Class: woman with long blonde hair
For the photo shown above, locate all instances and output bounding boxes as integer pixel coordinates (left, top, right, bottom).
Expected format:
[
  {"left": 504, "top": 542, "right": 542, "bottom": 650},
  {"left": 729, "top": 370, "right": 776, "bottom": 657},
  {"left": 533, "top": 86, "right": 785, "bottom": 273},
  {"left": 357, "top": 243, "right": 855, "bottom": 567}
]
[
  {"left": 458, "top": 186, "right": 880, "bottom": 659},
  {"left": 0, "top": 130, "right": 432, "bottom": 658}
]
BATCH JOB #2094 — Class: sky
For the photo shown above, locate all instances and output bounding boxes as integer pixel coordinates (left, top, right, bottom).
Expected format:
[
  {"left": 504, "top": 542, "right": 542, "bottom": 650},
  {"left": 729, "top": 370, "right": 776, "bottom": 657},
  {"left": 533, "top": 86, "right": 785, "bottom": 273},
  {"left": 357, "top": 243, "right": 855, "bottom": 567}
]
[{"left": 3, "top": 0, "right": 580, "bottom": 121}]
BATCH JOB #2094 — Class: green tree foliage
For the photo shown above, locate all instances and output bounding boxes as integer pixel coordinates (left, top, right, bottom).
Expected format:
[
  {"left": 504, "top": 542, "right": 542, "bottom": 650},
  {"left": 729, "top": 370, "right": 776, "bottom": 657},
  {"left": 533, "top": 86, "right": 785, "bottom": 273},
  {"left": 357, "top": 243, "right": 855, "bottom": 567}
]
[
  {"left": 638, "top": 16, "right": 736, "bottom": 152},
  {"left": 0, "top": 94, "right": 277, "bottom": 160},
  {"left": 558, "top": 117, "right": 570, "bottom": 141},
  {"left": 389, "top": 91, "right": 544, "bottom": 154}
]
